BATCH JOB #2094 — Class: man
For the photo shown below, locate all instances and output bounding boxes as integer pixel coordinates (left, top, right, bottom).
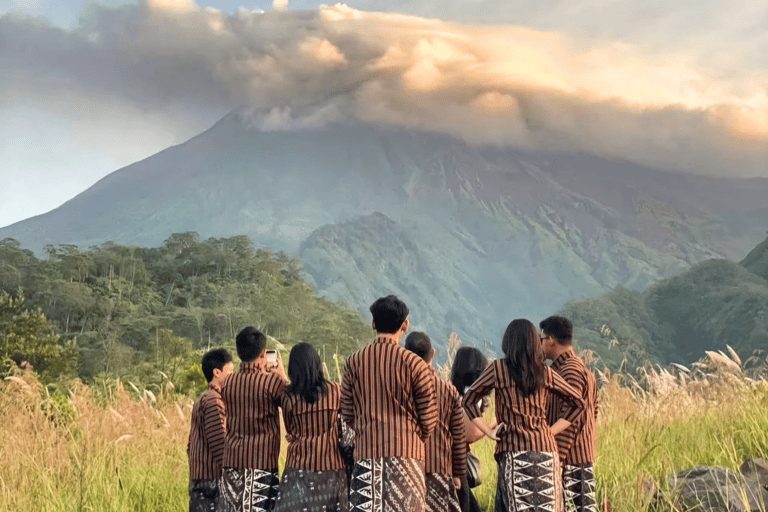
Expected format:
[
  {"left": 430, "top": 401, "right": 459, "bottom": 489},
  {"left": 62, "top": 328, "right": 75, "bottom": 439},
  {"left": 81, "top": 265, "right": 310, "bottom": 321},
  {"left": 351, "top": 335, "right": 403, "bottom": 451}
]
[
  {"left": 341, "top": 295, "right": 438, "bottom": 512},
  {"left": 541, "top": 316, "right": 599, "bottom": 512},
  {"left": 220, "top": 327, "right": 287, "bottom": 512},
  {"left": 405, "top": 331, "right": 467, "bottom": 512},
  {"left": 188, "top": 348, "right": 234, "bottom": 512}
]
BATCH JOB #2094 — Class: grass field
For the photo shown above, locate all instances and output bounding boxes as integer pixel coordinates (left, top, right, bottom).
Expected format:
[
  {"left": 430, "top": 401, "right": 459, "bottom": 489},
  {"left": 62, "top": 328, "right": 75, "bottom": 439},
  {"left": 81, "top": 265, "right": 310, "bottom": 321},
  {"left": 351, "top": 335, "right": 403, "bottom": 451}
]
[{"left": 2, "top": 350, "right": 768, "bottom": 511}]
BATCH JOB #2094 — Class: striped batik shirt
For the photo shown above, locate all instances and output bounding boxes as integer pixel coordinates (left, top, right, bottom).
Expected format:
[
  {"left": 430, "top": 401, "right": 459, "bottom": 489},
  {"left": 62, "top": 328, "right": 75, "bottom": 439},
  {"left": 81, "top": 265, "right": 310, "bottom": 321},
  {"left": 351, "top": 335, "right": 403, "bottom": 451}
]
[
  {"left": 426, "top": 370, "right": 467, "bottom": 478},
  {"left": 463, "top": 359, "right": 585, "bottom": 457},
  {"left": 221, "top": 360, "right": 287, "bottom": 471},
  {"left": 281, "top": 381, "right": 345, "bottom": 471},
  {"left": 547, "top": 349, "right": 599, "bottom": 465},
  {"left": 340, "top": 334, "right": 438, "bottom": 461},
  {"left": 188, "top": 381, "right": 227, "bottom": 480}
]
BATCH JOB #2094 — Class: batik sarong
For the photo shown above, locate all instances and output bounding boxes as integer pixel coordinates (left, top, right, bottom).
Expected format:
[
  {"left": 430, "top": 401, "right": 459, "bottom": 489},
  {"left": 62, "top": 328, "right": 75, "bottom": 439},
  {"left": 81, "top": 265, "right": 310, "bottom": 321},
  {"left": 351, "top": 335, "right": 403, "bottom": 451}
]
[
  {"left": 220, "top": 467, "right": 280, "bottom": 512},
  {"left": 426, "top": 473, "right": 461, "bottom": 512},
  {"left": 273, "top": 468, "right": 348, "bottom": 512},
  {"left": 563, "top": 463, "right": 596, "bottom": 512},
  {"left": 189, "top": 479, "right": 219, "bottom": 512},
  {"left": 349, "top": 457, "right": 426, "bottom": 512},
  {"left": 495, "top": 452, "right": 564, "bottom": 512}
]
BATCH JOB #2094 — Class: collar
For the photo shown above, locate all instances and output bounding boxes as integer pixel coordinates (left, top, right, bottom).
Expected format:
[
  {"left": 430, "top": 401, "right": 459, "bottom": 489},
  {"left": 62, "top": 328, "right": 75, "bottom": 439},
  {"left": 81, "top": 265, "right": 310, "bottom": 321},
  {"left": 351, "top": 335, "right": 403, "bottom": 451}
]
[
  {"left": 240, "top": 359, "right": 266, "bottom": 373},
  {"left": 551, "top": 348, "right": 575, "bottom": 370},
  {"left": 375, "top": 334, "right": 400, "bottom": 345}
]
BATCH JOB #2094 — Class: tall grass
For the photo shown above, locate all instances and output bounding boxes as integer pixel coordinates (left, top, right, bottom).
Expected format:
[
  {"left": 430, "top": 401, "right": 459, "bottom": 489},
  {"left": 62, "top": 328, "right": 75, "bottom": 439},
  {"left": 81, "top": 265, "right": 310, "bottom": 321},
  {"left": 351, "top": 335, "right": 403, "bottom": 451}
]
[{"left": 2, "top": 349, "right": 768, "bottom": 511}]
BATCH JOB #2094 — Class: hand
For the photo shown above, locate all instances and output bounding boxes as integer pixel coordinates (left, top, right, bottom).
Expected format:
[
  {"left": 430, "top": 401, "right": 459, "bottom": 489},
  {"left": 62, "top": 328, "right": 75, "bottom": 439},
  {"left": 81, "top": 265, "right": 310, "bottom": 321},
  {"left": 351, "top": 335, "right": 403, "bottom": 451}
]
[
  {"left": 285, "top": 434, "right": 294, "bottom": 443},
  {"left": 490, "top": 422, "right": 506, "bottom": 441},
  {"left": 452, "top": 477, "right": 461, "bottom": 490}
]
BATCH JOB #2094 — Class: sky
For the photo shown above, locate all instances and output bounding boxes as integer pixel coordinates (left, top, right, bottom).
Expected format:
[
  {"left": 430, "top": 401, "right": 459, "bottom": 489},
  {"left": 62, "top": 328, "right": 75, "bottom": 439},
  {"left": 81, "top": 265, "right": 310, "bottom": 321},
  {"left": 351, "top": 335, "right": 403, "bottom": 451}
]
[{"left": 1, "top": 0, "right": 767, "bottom": 229}]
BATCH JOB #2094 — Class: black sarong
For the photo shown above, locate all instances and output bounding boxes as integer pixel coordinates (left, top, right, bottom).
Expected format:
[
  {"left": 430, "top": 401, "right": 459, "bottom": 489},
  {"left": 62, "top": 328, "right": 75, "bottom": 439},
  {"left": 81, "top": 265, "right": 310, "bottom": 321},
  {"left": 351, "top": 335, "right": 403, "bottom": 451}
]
[
  {"left": 273, "top": 468, "right": 348, "bottom": 512},
  {"left": 220, "top": 467, "right": 280, "bottom": 512},
  {"left": 495, "top": 452, "right": 564, "bottom": 512},
  {"left": 349, "top": 457, "right": 426, "bottom": 512}
]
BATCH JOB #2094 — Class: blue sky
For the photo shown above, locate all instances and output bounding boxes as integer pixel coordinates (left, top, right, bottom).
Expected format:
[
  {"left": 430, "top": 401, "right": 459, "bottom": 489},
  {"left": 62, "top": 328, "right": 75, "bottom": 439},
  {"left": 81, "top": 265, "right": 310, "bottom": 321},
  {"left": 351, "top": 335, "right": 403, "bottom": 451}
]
[{"left": 1, "top": 0, "right": 766, "bottom": 229}]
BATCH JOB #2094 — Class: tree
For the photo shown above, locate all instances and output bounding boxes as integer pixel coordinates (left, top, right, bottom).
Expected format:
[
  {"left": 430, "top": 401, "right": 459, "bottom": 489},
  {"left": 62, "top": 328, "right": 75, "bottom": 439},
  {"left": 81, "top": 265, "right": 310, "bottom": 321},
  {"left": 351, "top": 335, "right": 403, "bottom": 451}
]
[{"left": 0, "top": 291, "right": 77, "bottom": 380}]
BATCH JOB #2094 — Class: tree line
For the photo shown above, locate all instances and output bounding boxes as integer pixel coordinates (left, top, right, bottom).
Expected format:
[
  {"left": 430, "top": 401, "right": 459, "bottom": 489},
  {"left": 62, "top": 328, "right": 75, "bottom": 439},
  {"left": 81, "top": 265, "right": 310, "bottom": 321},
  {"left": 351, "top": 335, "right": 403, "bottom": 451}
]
[{"left": 0, "top": 233, "right": 370, "bottom": 395}]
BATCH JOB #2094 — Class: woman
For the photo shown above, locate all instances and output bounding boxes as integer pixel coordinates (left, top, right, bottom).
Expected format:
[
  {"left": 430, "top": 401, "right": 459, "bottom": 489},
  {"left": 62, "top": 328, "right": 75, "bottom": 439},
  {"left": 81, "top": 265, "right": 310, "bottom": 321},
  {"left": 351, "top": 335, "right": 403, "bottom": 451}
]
[
  {"left": 450, "top": 347, "right": 498, "bottom": 512},
  {"left": 463, "top": 320, "right": 585, "bottom": 512},
  {"left": 274, "top": 343, "right": 348, "bottom": 512}
]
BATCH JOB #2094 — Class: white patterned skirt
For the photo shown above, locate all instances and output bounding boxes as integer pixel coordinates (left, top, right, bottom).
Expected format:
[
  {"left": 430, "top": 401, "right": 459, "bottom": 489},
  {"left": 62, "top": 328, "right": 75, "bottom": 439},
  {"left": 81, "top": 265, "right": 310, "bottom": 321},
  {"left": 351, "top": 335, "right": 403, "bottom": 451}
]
[
  {"left": 220, "top": 467, "right": 280, "bottom": 512},
  {"left": 426, "top": 473, "right": 461, "bottom": 512},
  {"left": 495, "top": 452, "right": 564, "bottom": 512},
  {"left": 349, "top": 457, "right": 426, "bottom": 512}
]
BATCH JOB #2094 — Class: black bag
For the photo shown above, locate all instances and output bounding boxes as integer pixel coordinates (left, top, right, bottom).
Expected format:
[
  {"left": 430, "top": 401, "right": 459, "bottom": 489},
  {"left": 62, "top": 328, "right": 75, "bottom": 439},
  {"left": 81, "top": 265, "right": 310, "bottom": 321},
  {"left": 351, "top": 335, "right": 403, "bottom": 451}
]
[{"left": 466, "top": 451, "right": 482, "bottom": 488}]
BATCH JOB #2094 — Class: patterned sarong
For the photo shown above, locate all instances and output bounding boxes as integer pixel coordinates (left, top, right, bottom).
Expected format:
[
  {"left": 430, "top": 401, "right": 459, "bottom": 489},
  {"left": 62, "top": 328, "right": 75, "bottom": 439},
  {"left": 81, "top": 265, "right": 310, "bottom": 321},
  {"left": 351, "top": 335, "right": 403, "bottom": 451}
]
[
  {"left": 426, "top": 473, "right": 461, "bottom": 512},
  {"left": 349, "top": 457, "right": 426, "bottom": 512},
  {"left": 563, "top": 463, "right": 596, "bottom": 512},
  {"left": 273, "top": 468, "right": 348, "bottom": 512},
  {"left": 189, "top": 479, "right": 219, "bottom": 512},
  {"left": 220, "top": 467, "right": 280, "bottom": 512},
  {"left": 495, "top": 452, "right": 564, "bottom": 512}
]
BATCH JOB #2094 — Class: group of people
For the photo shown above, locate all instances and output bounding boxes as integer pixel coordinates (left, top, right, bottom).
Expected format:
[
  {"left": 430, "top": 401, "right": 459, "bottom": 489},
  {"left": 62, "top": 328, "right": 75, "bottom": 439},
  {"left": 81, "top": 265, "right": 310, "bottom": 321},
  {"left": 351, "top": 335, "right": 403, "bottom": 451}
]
[{"left": 187, "top": 295, "right": 599, "bottom": 512}]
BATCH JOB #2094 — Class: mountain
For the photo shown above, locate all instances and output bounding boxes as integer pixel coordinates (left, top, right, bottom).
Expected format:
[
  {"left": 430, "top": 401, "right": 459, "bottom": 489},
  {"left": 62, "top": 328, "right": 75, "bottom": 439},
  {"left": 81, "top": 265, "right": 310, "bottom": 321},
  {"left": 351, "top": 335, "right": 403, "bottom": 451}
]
[
  {"left": 2, "top": 109, "right": 767, "bottom": 351},
  {"left": 560, "top": 235, "right": 768, "bottom": 369}
]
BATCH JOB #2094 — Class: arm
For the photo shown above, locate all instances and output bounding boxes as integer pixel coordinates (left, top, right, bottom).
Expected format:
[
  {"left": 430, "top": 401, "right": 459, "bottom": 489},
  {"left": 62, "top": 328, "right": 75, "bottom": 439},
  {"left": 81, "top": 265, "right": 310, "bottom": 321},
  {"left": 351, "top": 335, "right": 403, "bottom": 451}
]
[
  {"left": 548, "top": 370, "right": 586, "bottom": 426},
  {"left": 462, "top": 363, "right": 495, "bottom": 421},
  {"left": 450, "top": 390, "right": 468, "bottom": 480},
  {"left": 340, "top": 361, "right": 355, "bottom": 427},
  {"left": 462, "top": 410, "right": 485, "bottom": 444},
  {"left": 412, "top": 359, "right": 438, "bottom": 440},
  {"left": 202, "top": 393, "right": 227, "bottom": 469}
]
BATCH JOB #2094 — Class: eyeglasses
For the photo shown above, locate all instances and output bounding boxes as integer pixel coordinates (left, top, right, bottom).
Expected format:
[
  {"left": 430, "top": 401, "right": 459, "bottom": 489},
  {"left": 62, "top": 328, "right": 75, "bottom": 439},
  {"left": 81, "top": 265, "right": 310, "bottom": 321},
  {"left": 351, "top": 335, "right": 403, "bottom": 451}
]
[{"left": 540, "top": 335, "right": 550, "bottom": 342}]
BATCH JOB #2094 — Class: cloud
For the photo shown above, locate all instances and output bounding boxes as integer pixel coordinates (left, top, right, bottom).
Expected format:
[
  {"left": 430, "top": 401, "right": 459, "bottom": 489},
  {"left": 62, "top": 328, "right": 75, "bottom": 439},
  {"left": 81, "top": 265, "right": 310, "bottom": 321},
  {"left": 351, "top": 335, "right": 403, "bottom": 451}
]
[{"left": 1, "top": 1, "right": 767, "bottom": 177}]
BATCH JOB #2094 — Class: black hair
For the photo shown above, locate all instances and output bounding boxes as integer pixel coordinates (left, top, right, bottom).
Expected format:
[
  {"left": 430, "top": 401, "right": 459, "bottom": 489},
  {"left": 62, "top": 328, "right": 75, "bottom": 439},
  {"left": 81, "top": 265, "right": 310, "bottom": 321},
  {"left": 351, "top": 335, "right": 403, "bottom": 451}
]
[
  {"left": 502, "top": 319, "right": 546, "bottom": 398},
  {"left": 236, "top": 326, "right": 266, "bottom": 363},
  {"left": 404, "top": 331, "right": 433, "bottom": 363},
  {"left": 369, "top": 295, "right": 409, "bottom": 334},
  {"left": 539, "top": 316, "right": 573, "bottom": 345},
  {"left": 450, "top": 346, "right": 488, "bottom": 396},
  {"left": 286, "top": 342, "right": 329, "bottom": 405},
  {"left": 201, "top": 348, "right": 233, "bottom": 383}
]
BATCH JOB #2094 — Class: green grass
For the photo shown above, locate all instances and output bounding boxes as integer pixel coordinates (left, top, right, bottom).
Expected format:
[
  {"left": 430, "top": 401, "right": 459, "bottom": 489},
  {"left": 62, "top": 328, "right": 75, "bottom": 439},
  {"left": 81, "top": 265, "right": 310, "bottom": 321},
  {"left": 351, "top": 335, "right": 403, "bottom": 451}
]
[{"left": 3, "top": 359, "right": 768, "bottom": 511}]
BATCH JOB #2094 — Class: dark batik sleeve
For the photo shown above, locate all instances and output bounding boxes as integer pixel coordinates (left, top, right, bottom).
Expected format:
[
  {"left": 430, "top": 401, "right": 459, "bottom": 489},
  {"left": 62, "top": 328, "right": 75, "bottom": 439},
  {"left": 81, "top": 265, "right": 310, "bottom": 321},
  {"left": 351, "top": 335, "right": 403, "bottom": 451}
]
[
  {"left": 450, "top": 387, "right": 468, "bottom": 478},
  {"left": 202, "top": 393, "right": 227, "bottom": 469},
  {"left": 412, "top": 358, "right": 438, "bottom": 440},
  {"left": 462, "top": 363, "right": 495, "bottom": 420},
  {"left": 547, "top": 369, "right": 586, "bottom": 425},
  {"left": 340, "top": 358, "right": 355, "bottom": 427}
]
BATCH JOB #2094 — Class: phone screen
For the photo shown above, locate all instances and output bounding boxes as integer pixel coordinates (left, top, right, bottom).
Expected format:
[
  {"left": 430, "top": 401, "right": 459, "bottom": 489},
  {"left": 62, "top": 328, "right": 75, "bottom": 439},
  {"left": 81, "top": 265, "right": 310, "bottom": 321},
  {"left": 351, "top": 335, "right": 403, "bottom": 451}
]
[{"left": 266, "top": 350, "right": 277, "bottom": 364}]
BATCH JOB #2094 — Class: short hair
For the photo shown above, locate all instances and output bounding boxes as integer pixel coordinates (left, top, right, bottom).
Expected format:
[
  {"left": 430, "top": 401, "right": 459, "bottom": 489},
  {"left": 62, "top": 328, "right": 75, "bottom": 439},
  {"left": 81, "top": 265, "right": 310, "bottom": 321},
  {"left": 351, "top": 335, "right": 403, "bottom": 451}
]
[
  {"left": 405, "top": 331, "right": 433, "bottom": 363},
  {"left": 539, "top": 316, "right": 573, "bottom": 345},
  {"left": 369, "top": 295, "right": 409, "bottom": 334},
  {"left": 236, "top": 326, "right": 266, "bottom": 362},
  {"left": 201, "top": 348, "right": 233, "bottom": 382}
]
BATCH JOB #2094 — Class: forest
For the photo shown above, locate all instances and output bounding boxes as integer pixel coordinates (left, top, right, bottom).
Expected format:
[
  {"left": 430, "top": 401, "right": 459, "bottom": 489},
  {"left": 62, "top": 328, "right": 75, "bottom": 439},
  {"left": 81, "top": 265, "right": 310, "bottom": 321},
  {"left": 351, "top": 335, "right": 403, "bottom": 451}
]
[{"left": 0, "top": 233, "right": 371, "bottom": 395}]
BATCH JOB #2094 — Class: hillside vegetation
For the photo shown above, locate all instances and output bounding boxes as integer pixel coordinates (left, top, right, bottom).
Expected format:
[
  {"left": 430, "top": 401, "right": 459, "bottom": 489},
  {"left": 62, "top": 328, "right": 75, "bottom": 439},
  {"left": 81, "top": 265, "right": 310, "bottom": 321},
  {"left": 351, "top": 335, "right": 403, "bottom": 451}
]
[
  {"left": 561, "top": 235, "right": 768, "bottom": 371},
  {"left": 0, "top": 234, "right": 370, "bottom": 392}
]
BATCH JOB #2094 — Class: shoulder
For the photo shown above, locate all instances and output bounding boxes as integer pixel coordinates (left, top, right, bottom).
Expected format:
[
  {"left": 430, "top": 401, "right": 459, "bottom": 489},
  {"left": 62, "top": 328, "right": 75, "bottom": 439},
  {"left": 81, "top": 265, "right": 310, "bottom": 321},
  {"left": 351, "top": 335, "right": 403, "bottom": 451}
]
[{"left": 437, "top": 377, "right": 459, "bottom": 400}]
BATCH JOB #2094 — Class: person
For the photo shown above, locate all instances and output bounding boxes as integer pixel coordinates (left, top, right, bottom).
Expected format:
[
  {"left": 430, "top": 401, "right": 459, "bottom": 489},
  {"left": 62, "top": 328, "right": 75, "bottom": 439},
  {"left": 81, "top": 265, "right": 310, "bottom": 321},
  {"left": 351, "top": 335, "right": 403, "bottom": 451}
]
[
  {"left": 274, "top": 342, "right": 349, "bottom": 512},
  {"left": 405, "top": 332, "right": 467, "bottom": 512},
  {"left": 188, "top": 348, "right": 234, "bottom": 512},
  {"left": 220, "top": 326, "right": 288, "bottom": 512},
  {"left": 541, "top": 316, "right": 599, "bottom": 512},
  {"left": 450, "top": 347, "right": 497, "bottom": 512},
  {"left": 340, "top": 295, "right": 438, "bottom": 512},
  {"left": 463, "top": 319, "right": 586, "bottom": 512}
]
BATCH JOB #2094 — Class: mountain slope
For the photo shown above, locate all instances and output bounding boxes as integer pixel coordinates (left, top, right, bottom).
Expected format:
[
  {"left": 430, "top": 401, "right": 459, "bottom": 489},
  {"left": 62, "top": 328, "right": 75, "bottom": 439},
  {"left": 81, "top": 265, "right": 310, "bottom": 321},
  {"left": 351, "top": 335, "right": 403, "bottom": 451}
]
[{"left": 2, "top": 110, "right": 767, "bottom": 349}]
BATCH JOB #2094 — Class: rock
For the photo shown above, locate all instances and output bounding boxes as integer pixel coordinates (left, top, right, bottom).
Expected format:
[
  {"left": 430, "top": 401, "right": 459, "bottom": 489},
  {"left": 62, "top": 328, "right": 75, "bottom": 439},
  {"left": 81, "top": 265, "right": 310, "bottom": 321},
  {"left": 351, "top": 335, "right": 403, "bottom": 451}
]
[{"left": 660, "top": 460, "right": 768, "bottom": 512}]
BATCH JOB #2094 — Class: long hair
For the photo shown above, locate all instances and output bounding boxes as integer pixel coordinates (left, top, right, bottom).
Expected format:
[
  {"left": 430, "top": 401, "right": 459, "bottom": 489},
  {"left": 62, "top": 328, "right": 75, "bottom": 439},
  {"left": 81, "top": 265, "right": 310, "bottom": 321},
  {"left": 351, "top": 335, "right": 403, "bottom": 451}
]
[
  {"left": 502, "top": 319, "right": 546, "bottom": 398},
  {"left": 286, "top": 342, "right": 328, "bottom": 404},
  {"left": 450, "top": 347, "right": 488, "bottom": 396}
]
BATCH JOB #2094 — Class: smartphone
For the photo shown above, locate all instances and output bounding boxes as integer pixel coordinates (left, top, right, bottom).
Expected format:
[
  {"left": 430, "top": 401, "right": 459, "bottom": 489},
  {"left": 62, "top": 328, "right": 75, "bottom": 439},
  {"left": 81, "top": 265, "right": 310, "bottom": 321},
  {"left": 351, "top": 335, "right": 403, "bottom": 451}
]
[{"left": 265, "top": 349, "right": 277, "bottom": 365}]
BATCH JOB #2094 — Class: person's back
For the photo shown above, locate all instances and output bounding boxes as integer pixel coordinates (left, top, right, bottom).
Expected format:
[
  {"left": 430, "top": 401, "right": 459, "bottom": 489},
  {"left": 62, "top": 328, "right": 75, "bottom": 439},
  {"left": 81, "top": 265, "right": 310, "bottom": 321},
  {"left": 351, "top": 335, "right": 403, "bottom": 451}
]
[
  {"left": 220, "top": 327, "right": 287, "bottom": 512},
  {"left": 340, "top": 295, "right": 437, "bottom": 512},
  {"left": 274, "top": 342, "right": 348, "bottom": 512},
  {"left": 542, "top": 315, "right": 599, "bottom": 512},
  {"left": 187, "top": 349, "right": 233, "bottom": 512},
  {"left": 405, "top": 332, "right": 466, "bottom": 512}
]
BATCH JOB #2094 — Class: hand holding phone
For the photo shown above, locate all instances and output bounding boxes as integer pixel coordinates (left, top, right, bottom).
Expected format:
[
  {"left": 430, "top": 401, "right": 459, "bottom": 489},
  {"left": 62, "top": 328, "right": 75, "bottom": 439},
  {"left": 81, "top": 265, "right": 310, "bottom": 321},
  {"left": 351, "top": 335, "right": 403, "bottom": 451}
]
[{"left": 266, "top": 349, "right": 277, "bottom": 365}]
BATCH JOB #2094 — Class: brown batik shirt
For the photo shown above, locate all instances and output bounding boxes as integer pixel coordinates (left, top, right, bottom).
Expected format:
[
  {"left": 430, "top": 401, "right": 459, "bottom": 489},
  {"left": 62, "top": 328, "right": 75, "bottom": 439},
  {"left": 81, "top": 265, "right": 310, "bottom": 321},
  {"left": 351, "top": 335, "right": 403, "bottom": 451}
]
[
  {"left": 281, "top": 381, "right": 345, "bottom": 471},
  {"left": 463, "top": 359, "right": 585, "bottom": 458},
  {"left": 340, "top": 334, "right": 438, "bottom": 462},
  {"left": 547, "top": 349, "right": 598, "bottom": 465},
  {"left": 221, "top": 360, "right": 287, "bottom": 471},
  {"left": 188, "top": 381, "right": 227, "bottom": 481},
  {"left": 425, "top": 369, "right": 467, "bottom": 478}
]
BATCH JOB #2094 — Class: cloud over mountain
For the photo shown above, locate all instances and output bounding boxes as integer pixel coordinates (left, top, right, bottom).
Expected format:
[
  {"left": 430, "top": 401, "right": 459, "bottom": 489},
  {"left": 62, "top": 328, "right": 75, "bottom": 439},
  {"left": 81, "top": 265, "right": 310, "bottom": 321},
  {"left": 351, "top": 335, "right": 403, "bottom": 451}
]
[{"left": 2, "top": 0, "right": 766, "bottom": 176}]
